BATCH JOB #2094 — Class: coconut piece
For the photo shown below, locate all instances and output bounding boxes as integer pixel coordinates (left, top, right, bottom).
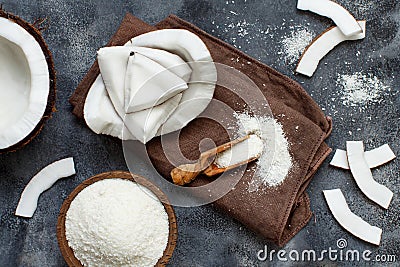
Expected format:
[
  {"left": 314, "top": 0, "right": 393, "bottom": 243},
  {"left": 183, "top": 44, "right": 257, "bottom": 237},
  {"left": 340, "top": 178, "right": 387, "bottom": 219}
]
[
  {"left": 0, "top": 11, "right": 55, "bottom": 152},
  {"left": 346, "top": 141, "right": 393, "bottom": 209},
  {"left": 330, "top": 144, "right": 396, "bottom": 169},
  {"left": 323, "top": 189, "right": 382, "bottom": 245},
  {"left": 297, "top": 0, "right": 362, "bottom": 37},
  {"left": 296, "top": 21, "right": 366, "bottom": 77},
  {"left": 15, "top": 158, "right": 76, "bottom": 218},
  {"left": 84, "top": 29, "right": 216, "bottom": 142}
]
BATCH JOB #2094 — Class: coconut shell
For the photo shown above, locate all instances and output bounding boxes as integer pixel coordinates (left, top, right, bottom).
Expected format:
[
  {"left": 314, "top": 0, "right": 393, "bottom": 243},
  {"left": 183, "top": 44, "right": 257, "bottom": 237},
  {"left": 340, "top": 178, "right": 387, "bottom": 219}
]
[
  {"left": 57, "top": 171, "right": 178, "bottom": 267},
  {"left": 0, "top": 9, "right": 56, "bottom": 154}
]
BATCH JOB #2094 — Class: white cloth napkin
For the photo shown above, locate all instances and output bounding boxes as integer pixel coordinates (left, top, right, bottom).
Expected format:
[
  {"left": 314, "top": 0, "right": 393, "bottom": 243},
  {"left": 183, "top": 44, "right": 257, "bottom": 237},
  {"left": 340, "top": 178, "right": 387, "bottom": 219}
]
[{"left": 97, "top": 46, "right": 192, "bottom": 143}]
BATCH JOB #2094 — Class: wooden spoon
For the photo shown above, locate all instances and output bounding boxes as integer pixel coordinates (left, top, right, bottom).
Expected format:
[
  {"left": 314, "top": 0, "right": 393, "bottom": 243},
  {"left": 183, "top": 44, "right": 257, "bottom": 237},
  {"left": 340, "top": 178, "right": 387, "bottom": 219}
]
[
  {"left": 202, "top": 155, "right": 260, "bottom": 177},
  {"left": 170, "top": 135, "right": 260, "bottom": 185}
]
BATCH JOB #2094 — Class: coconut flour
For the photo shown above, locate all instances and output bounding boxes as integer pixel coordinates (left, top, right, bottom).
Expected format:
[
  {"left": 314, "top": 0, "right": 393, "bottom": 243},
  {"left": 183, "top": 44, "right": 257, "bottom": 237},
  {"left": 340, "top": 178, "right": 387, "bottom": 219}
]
[
  {"left": 65, "top": 179, "right": 169, "bottom": 267},
  {"left": 280, "top": 27, "right": 314, "bottom": 64},
  {"left": 337, "top": 72, "right": 391, "bottom": 108},
  {"left": 234, "top": 113, "right": 293, "bottom": 189},
  {"left": 215, "top": 134, "right": 264, "bottom": 168}
]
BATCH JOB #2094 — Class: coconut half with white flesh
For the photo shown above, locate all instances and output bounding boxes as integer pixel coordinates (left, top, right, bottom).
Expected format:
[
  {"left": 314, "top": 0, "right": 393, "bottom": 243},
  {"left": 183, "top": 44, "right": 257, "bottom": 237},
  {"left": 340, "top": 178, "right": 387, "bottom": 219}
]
[
  {"left": 0, "top": 10, "right": 56, "bottom": 153},
  {"left": 84, "top": 29, "right": 217, "bottom": 143}
]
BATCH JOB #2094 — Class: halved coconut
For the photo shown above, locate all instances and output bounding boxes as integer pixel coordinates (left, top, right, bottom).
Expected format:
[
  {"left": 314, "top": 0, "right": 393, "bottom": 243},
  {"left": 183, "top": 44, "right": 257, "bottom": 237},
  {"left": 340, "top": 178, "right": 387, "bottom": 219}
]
[{"left": 0, "top": 10, "right": 56, "bottom": 153}]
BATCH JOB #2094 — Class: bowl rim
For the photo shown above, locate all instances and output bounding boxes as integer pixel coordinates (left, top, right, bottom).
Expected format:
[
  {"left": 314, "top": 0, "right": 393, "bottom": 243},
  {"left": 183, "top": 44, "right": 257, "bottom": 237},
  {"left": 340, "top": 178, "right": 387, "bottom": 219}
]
[{"left": 56, "top": 171, "right": 178, "bottom": 267}]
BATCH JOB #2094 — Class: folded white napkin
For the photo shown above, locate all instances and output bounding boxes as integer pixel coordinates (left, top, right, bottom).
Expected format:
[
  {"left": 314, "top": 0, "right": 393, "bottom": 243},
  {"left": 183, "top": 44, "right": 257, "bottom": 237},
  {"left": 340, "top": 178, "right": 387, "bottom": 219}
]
[
  {"left": 125, "top": 49, "right": 191, "bottom": 113},
  {"left": 97, "top": 46, "right": 192, "bottom": 143},
  {"left": 84, "top": 29, "right": 217, "bottom": 144}
]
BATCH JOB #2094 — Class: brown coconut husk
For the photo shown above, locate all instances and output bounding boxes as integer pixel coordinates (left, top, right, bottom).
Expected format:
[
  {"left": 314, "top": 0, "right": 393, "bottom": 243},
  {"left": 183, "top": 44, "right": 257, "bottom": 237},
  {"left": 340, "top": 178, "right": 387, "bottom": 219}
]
[
  {"left": 0, "top": 8, "right": 56, "bottom": 154},
  {"left": 57, "top": 171, "right": 178, "bottom": 267}
]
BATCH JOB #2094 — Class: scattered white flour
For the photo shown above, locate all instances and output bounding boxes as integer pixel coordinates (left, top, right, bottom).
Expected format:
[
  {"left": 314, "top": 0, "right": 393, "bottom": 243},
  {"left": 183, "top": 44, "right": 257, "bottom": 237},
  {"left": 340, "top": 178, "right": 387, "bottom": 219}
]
[
  {"left": 65, "top": 179, "right": 169, "bottom": 267},
  {"left": 279, "top": 27, "right": 314, "bottom": 64},
  {"left": 339, "top": 0, "right": 377, "bottom": 17},
  {"left": 337, "top": 72, "right": 391, "bottom": 108},
  {"left": 215, "top": 134, "right": 264, "bottom": 168},
  {"left": 234, "top": 113, "right": 293, "bottom": 189}
]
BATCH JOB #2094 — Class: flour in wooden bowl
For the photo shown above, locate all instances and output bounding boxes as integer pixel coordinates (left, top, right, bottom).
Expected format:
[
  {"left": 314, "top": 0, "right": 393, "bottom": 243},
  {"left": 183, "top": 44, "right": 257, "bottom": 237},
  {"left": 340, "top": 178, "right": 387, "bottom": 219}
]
[{"left": 65, "top": 178, "right": 169, "bottom": 267}]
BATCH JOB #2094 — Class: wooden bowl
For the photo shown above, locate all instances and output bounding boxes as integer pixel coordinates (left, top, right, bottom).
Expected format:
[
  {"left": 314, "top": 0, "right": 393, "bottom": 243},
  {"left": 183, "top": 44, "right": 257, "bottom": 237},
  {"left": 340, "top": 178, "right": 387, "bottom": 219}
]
[{"left": 57, "top": 171, "right": 178, "bottom": 266}]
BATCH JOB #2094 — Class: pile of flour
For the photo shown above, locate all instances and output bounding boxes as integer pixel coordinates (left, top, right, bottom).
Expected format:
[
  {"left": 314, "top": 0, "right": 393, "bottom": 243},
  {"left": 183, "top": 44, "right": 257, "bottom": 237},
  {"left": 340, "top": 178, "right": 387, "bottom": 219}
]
[
  {"left": 65, "top": 179, "right": 169, "bottom": 267},
  {"left": 222, "top": 113, "right": 293, "bottom": 190}
]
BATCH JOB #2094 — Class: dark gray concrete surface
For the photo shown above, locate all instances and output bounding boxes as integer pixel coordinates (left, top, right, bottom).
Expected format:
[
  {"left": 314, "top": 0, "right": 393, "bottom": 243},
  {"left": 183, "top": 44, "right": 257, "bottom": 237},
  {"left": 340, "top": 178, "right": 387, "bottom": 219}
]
[{"left": 0, "top": 0, "right": 399, "bottom": 266}]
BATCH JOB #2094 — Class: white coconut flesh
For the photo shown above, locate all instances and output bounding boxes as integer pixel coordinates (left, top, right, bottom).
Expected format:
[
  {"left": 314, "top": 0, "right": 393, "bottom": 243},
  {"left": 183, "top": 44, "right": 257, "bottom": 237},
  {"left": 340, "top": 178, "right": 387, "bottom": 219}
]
[
  {"left": 346, "top": 141, "right": 393, "bottom": 209},
  {"left": 15, "top": 158, "right": 76, "bottom": 218},
  {"left": 297, "top": 0, "right": 362, "bottom": 37},
  {"left": 296, "top": 21, "right": 366, "bottom": 77},
  {"left": 323, "top": 189, "right": 382, "bottom": 245},
  {"left": 84, "top": 29, "right": 217, "bottom": 143},
  {"left": 330, "top": 144, "right": 396, "bottom": 170},
  {"left": 0, "top": 17, "right": 49, "bottom": 149}
]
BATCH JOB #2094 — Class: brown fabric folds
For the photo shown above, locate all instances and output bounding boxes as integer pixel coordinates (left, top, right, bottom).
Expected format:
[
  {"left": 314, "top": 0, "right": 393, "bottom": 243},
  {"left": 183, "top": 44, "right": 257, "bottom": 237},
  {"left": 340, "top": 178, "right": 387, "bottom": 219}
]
[{"left": 69, "top": 13, "right": 332, "bottom": 246}]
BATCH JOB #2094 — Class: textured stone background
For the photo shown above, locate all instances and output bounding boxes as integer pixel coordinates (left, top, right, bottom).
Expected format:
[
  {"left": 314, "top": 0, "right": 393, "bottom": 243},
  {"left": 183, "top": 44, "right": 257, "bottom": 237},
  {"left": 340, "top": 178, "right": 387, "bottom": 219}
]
[{"left": 0, "top": 0, "right": 398, "bottom": 266}]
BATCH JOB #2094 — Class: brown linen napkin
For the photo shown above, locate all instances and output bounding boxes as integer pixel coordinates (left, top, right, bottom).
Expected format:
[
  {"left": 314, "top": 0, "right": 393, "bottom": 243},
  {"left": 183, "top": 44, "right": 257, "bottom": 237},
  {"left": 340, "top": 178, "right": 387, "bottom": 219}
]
[{"left": 70, "top": 13, "right": 332, "bottom": 246}]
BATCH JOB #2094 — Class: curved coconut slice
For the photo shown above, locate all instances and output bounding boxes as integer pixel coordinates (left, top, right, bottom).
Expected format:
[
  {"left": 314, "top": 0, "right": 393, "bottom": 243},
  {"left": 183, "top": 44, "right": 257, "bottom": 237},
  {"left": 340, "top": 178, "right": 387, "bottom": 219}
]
[
  {"left": 323, "top": 189, "right": 382, "bottom": 245},
  {"left": 297, "top": 0, "right": 362, "bottom": 37},
  {"left": 296, "top": 21, "right": 366, "bottom": 77},
  {"left": 0, "top": 15, "right": 53, "bottom": 151},
  {"left": 347, "top": 141, "right": 393, "bottom": 209},
  {"left": 15, "top": 158, "right": 76, "bottom": 218},
  {"left": 129, "top": 29, "right": 217, "bottom": 135},
  {"left": 330, "top": 144, "right": 396, "bottom": 170}
]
